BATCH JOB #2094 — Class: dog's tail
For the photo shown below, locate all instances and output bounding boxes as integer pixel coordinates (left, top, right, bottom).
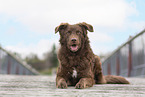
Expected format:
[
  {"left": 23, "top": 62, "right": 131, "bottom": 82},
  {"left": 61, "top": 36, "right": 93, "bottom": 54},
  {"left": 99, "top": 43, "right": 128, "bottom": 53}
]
[{"left": 104, "top": 75, "right": 130, "bottom": 84}]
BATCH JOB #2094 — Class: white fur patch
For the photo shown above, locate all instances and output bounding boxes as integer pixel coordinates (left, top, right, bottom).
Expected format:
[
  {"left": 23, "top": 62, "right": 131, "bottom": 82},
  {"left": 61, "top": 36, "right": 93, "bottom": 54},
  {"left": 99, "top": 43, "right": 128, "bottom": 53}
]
[{"left": 72, "top": 68, "right": 77, "bottom": 78}]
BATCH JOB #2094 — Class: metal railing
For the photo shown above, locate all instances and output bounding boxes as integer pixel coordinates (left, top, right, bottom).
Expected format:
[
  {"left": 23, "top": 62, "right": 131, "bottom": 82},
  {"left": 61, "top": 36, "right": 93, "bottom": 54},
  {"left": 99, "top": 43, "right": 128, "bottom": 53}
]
[
  {"left": 0, "top": 46, "right": 39, "bottom": 75},
  {"left": 102, "top": 29, "right": 145, "bottom": 77}
]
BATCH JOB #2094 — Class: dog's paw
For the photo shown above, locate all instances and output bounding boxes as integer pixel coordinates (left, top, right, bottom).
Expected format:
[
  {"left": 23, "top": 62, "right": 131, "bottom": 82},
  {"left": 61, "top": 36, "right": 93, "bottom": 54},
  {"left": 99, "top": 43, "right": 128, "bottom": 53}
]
[
  {"left": 57, "top": 80, "right": 67, "bottom": 89},
  {"left": 75, "top": 82, "right": 85, "bottom": 89}
]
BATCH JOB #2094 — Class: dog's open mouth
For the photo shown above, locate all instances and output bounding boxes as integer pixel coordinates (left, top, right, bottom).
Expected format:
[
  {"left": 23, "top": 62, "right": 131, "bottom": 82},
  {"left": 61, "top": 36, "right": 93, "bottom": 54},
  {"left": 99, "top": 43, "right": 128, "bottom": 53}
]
[{"left": 70, "top": 44, "right": 79, "bottom": 52}]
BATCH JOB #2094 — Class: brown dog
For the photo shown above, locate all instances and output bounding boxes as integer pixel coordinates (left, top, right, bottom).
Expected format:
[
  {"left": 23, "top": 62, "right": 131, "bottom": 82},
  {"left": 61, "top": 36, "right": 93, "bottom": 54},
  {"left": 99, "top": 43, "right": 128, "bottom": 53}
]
[{"left": 55, "top": 22, "right": 129, "bottom": 89}]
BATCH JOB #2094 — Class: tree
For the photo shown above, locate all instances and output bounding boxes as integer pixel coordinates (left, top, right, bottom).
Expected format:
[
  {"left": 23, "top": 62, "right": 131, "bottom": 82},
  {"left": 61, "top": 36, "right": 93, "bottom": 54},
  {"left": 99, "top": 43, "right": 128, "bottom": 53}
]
[
  {"left": 25, "top": 53, "right": 45, "bottom": 70},
  {"left": 51, "top": 44, "right": 58, "bottom": 67},
  {"left": 24, "top": 44, "right": 58, "bottom": 71},
  {"left": 44, "top": 44, "right": 58, "bottom": 68}
]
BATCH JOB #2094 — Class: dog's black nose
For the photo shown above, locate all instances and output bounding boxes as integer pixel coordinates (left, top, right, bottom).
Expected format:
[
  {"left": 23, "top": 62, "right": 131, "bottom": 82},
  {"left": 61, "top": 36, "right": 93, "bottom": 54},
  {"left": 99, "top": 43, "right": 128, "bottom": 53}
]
[{"left": 71, "top": 38, "right": 77, "bottom": 42}]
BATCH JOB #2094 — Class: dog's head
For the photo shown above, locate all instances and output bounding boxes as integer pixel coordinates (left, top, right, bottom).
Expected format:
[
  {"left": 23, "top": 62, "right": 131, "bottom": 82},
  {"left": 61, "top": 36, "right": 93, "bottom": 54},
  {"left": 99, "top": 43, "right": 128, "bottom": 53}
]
[{"left": 55, "top": 22, "right": 93, "bottom": 52}]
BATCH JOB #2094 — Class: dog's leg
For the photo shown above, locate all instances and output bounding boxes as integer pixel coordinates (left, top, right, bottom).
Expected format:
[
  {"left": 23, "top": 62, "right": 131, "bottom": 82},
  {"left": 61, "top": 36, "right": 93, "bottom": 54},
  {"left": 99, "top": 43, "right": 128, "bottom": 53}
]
[
  {"left": 94, "top": 55, "right": 129, "bottom": 84},
  {"left": 94, "top": 55, "right": 107, "bottom": 84},
  {"left": 56, "top": 76, "right": 67, "bottom": 89},
  {"left": 95, "top": 73, "right": 106, "bottom": 84},
  {"left": 75, "top": 78, "right": 94, "bottom": 89}
]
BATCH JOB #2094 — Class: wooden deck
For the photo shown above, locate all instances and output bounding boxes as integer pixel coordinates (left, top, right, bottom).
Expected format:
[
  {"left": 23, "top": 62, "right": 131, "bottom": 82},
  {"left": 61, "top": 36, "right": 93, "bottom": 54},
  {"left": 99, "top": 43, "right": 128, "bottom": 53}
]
[{"left": 0, "top": 75, "right": 145, "bottom": 97}]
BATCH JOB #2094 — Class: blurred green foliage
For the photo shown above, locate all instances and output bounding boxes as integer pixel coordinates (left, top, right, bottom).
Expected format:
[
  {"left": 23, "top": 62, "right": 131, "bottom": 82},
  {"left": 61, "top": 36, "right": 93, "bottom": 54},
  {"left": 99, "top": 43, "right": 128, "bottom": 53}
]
[{"left": 24, "top": 44, "right": 58, "bottom": 74}]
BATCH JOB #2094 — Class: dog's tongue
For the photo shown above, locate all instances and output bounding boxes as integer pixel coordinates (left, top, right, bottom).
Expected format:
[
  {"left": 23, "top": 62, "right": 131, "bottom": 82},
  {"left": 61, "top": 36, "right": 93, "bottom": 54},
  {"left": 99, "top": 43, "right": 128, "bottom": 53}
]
[{"left": 70, "top": 46, "right": 78, "bottom": 52}]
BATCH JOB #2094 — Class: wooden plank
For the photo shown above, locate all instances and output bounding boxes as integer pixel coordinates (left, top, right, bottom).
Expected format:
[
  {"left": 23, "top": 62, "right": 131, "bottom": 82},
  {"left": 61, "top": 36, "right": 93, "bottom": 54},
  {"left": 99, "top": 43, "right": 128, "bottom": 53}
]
[{"left": 0, "top": 75, "right": 145, "bottom": 97}]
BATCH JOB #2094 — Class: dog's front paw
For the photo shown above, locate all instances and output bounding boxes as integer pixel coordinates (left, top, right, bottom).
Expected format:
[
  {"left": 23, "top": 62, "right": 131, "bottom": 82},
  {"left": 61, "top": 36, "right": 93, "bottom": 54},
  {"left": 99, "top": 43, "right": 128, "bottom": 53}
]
[
  {"left": 57, "top": 79, "right": 67, "bottom": 89},
  {"left": 75, "top": 82, "right": 85, "bottom": 89}
]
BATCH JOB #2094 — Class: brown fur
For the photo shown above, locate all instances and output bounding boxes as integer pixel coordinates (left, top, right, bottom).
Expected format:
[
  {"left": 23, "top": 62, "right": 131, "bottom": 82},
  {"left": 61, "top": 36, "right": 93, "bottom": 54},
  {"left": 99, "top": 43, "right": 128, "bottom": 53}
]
[{"left": 55, "top": 22, "right": 129, "bottom": 89}]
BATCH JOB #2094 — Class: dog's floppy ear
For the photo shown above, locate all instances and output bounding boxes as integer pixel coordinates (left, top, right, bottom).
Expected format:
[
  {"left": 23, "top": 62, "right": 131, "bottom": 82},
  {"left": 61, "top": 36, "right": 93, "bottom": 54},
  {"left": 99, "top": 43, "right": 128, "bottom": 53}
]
[
  {"left": 78, "top": 22, "right": 94, "bottom": 32},
  {"left": 55, "top": 23, "right": 69, "bottom": 34}
]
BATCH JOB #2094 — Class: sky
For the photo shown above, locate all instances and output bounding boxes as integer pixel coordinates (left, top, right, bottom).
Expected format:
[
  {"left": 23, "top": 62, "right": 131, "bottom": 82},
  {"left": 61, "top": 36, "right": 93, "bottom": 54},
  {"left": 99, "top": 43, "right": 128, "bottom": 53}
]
[{"left": 0, "top": 0, "right": 145, "bottom": 59}]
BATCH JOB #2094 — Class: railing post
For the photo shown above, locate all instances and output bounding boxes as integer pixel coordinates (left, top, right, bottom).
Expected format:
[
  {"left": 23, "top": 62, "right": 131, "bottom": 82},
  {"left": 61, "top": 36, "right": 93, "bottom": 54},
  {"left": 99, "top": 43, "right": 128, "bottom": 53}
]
[
  {"left": 128, "top": 42, "right": 132, "bottom": 77},
  {"left": 7, "top": 56, "right": 11, "bottom": 74},
  {"left": 108, "top": 63, "right": 111, "bottom": 75}
]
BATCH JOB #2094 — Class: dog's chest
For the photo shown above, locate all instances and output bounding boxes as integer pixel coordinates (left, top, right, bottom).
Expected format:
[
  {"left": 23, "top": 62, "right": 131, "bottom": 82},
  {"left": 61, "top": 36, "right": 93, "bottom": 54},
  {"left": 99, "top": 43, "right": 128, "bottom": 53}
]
[{"left": 72, "top": 68, "right": 77, "bottom": 78}]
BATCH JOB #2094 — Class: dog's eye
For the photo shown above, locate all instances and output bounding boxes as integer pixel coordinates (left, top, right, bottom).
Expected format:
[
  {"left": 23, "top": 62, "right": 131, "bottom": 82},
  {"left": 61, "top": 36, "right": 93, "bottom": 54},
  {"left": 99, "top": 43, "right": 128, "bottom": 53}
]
[
  {"left": 76, "top": 31, "right": 81, "bottom": 34},
  {"left": 67, "top": 31, "right": 71, "bottom": 34}
]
